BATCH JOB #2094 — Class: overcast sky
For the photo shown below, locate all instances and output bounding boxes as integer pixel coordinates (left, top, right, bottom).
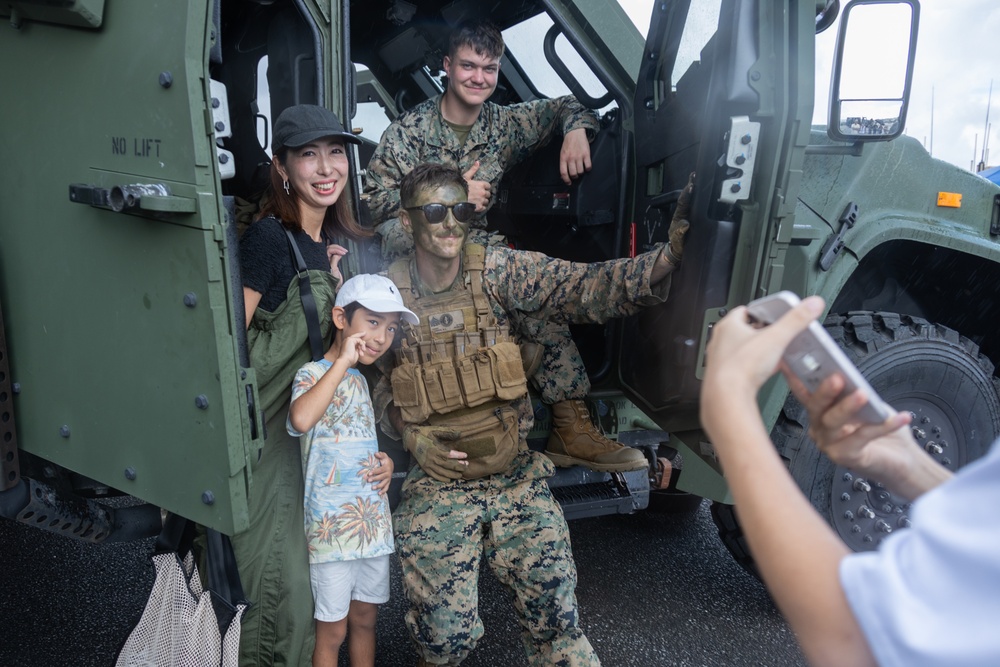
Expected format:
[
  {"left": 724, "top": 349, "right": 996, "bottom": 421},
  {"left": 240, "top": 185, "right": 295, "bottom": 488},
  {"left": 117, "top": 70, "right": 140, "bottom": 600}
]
[{"left": 620, "top": 0, "right": 1000, "bottom": 172}]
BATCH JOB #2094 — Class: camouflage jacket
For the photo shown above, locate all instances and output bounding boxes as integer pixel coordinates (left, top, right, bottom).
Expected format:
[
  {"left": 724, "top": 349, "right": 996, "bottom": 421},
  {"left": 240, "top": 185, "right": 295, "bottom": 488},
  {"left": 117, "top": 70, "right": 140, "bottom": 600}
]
[
  {"left": 375, "top": 244, "right": 671, "bottom": 442},
  {"left": 363, "top": 94, "right": 600, "bottom": 228}
]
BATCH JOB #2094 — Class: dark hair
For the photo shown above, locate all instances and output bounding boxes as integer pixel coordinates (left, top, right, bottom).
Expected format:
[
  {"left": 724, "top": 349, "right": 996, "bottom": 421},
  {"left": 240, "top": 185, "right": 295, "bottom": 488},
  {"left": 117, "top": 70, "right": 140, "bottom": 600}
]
[
  {"left": 340, "top": 301, "right": 363, "bottom": 323},
  {"left": 257, "top": 148, "right": 372, "bottom": 242},
  {"left": 448, "top": 20, "right": 504, "bottom": 60},
  {"left": 399, "top": 163, "right": 469, "bottom": 209}
]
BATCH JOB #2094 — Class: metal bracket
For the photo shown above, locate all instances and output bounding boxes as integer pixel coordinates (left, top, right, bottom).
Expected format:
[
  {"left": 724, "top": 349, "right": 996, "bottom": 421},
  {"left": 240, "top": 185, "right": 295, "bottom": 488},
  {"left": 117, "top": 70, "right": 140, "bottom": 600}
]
[
  {"left": 720, "top": 116, "right": 761, "bottom": 204},
  {"left": 991, "top": 194, "right": 1000, "bottom": 237},
  {"left": 210, "top": 78, "right": 235, "bottom": 180},
  {"left": 819, "top": 202, "right": 859, "bottom": 271}
]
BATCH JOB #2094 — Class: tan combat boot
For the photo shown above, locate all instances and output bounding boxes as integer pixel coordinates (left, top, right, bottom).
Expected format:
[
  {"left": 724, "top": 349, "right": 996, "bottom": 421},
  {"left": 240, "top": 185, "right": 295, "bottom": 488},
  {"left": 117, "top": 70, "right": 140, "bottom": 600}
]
[{"left": 544, "top": 400, "right": 647, "bottom": 472}]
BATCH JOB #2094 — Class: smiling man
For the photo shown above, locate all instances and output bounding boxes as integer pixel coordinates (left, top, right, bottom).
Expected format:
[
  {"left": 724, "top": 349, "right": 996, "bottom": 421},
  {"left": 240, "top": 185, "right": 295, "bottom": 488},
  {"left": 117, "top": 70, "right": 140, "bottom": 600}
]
[
  {"left": 363, "top": 20, "right": 599, "bottom": 254},
  {"left": 374, "top": 163, "right": 684, "bottom": 666}
]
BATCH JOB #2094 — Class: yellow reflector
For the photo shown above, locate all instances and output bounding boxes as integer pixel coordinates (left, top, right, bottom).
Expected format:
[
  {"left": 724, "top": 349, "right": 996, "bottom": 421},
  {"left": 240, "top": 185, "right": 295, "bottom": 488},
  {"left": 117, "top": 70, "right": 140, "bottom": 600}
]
[{"left": 937, "top": 192, "right": 962, "bottom": 208}]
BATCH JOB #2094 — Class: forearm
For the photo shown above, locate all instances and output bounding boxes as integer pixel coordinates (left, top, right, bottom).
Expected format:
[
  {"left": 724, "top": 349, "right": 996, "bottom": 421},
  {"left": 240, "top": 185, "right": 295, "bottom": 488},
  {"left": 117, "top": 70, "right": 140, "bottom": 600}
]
[
  {"left": 288, "top": 359, "right": 352, "bottom": 433},
  {"left": 650, "top": 246, "right": 678, "bottom": 285},
  {"left": 494, "top": 245, "right": 667, "bottom": 324},
  {"left": 704, "top": 397, "right": 876, "bottom": 667},
  {"left": 867, "top": 441, "right": 953, "bottom": 501},
  {"left": 555, "top": 95, "right": 600, "bottom": 136}
]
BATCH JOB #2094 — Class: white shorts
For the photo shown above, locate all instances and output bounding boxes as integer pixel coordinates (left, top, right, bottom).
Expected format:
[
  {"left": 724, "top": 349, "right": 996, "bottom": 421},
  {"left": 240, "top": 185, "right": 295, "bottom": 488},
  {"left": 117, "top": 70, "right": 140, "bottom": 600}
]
[{"left": 309, "top": 555, "right": 391, "bottom": 622}]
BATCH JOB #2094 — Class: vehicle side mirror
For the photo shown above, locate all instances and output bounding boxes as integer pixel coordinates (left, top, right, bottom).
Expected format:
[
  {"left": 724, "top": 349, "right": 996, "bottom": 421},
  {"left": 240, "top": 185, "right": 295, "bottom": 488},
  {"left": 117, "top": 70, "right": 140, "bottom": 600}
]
[{"left": 828, "top": 0, "right": 919, "bottom": 143}]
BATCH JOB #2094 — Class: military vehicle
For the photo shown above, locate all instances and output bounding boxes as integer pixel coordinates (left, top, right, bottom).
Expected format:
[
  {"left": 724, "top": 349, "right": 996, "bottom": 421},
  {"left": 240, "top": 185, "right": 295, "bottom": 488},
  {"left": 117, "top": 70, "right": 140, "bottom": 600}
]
[{"left": 2, "top": 0, "right": 998, "bottom": 573}]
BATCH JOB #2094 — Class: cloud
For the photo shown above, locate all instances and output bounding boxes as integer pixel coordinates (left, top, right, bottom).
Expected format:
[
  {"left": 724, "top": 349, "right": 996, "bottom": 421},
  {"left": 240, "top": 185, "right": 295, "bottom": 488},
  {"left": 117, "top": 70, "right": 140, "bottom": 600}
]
[{"left": 904, "top": 0, "right": 1000, "bottom": 169}]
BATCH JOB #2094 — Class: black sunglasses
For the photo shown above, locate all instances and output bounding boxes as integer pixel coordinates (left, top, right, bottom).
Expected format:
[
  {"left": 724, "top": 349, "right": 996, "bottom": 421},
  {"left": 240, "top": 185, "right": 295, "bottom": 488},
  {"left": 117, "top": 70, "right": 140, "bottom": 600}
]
[{"left": 404, "top": 202, "right": 476, "bottom": 224}]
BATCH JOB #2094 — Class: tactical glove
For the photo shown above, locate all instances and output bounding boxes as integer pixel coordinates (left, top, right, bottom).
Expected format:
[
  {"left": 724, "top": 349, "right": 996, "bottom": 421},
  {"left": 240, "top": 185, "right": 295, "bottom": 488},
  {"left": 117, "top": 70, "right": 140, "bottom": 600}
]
[
  {"left": 665, "top": 172, "right": 695, "bottom": 264},
  {"left": 403, "top": 425, "right": 467, "bottom": 482}
]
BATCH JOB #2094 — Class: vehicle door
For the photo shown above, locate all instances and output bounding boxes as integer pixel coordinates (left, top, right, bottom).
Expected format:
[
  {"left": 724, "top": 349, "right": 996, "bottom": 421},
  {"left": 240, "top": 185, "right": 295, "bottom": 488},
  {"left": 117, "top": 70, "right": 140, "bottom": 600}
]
[
  {"left": 617, "top": 0, "right": 814, "bottom": 439},
  {"left": 0, "top": 0, "right": 347, "bottom": 535}
]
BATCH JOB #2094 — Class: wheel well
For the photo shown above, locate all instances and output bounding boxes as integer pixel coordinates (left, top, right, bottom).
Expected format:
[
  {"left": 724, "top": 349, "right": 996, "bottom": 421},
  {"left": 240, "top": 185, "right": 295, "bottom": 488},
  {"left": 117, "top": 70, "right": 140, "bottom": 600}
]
[{"left": 831, "top": 240, "right": 1000, "bottom": 369}]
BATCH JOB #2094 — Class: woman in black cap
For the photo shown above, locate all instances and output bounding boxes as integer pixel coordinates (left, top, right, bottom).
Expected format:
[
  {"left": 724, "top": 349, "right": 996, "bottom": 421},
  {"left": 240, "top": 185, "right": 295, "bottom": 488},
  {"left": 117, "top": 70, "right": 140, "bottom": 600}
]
[{"left": 237, "top": 104, "right": 370, "bottom": 667}]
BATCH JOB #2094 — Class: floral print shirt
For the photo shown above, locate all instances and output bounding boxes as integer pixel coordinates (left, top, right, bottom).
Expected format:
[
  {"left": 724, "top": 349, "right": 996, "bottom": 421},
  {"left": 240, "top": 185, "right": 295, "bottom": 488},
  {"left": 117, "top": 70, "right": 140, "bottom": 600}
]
[{"left": 288, "top": 362, "right": 393, "bottom": 563}]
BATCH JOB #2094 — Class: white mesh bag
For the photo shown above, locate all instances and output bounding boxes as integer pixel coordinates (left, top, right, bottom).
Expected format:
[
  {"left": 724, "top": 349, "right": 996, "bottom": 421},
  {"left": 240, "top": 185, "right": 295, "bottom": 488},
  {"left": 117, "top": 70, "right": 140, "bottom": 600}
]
[{"left": 116, "top": 516, "right": 249, "bottom": 667}]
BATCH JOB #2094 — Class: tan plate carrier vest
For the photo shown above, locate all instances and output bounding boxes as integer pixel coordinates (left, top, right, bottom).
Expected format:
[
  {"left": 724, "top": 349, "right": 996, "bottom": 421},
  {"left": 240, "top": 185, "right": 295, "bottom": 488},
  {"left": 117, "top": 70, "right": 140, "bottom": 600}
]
[{"left": 388, "top": 244, "right": 528, "bottom": 478}]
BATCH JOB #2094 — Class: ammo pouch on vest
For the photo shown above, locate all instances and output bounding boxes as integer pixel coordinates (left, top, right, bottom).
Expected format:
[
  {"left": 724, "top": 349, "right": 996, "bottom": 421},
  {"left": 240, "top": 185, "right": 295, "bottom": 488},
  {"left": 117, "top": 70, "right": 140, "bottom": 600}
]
[
  {"left": 388, "top": 244, "right": 529, "bottom": 426},
  {"left": 391, "top": 341, "right": 527, "bottom": 424},
  {"left": 429, "top": 404, "right": 519, "bottom": 479}
]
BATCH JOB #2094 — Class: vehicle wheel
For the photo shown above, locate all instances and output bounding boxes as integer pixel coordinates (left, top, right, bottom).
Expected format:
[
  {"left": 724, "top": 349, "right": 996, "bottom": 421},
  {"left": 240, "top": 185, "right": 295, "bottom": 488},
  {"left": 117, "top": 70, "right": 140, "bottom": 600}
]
[{"left": 713, "top": 312, "right": 1000, "bottom": 573}]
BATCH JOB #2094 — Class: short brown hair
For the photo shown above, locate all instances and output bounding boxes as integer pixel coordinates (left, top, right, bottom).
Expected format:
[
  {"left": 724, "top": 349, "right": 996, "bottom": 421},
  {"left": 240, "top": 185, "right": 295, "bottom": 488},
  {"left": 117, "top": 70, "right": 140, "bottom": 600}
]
[
  {"left": 399, "top": 163, "right": 469, "bottom": 209},
  {"left": 448, "top": 21, "right": 504, "bottom": 61}
]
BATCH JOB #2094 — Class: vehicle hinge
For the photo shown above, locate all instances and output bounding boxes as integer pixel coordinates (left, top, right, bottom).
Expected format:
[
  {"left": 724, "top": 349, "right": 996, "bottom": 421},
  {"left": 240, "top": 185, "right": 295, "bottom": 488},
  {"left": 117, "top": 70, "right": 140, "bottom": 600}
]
[
  {"left": 818, "top": 202, "right": 859, "bottom": 271},
  {"left": 719, "top": 116, "right": 761, "bottom": 205},
  {"left": 0, "top": 294, "right": 20, "bottom": 491},
  {"left": 991, "top": 195, "right": 1000, "bottom": 237}
]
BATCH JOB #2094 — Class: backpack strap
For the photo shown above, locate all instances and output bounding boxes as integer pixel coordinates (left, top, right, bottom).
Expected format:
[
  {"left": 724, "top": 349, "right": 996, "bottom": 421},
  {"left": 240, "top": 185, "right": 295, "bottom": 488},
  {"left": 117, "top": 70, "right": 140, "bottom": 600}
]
[
  {"left": 463, "top": 243, "right": 494, "bottom": 330},
  {"left": 387, "top": 257, "right": 419, "bottom": 346},
  {"left": 283, "top": 227, "right": 325, "bottom": 362}
]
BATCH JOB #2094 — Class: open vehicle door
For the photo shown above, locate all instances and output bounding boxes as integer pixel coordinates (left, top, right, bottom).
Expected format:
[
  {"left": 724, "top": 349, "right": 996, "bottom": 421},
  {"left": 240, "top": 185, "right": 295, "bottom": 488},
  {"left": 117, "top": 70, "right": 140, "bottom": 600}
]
[
  {"left": 617, "top": 0, "right": 816, "bottom": 494},
  {"left": 0, "top": 0, "right": 366, "bottom": 537}
]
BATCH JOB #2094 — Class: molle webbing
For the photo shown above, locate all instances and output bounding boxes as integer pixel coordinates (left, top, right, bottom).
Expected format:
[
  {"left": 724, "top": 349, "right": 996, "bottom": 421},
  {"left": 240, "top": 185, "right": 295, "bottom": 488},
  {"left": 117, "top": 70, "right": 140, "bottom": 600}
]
[
  {"left": 387, "top": 244, "right": 528, "bottom": 424},
  {"left": 388, "top": 243, "right": 507, "bottom": 364}
]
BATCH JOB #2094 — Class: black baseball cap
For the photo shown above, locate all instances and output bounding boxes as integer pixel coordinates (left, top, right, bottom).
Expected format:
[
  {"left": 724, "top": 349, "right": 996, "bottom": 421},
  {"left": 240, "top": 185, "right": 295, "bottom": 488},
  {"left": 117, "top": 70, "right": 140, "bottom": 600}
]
[{"left": 271, "top": 104, "right": 360, "bottom": 153}]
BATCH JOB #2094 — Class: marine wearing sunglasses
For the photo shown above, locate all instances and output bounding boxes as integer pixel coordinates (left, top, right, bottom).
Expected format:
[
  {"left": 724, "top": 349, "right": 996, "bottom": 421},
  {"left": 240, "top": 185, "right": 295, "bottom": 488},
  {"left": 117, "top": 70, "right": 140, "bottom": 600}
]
[{"left": 404, "top": 202, "right": 477, "bottom": 224}]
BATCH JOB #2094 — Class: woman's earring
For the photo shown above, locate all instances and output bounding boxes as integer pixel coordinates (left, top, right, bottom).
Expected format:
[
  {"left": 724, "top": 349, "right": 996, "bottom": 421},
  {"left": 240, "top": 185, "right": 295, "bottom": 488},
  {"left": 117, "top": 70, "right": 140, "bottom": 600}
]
[{"left": 283, "top": 180, "right": 290, "bottom": 195}]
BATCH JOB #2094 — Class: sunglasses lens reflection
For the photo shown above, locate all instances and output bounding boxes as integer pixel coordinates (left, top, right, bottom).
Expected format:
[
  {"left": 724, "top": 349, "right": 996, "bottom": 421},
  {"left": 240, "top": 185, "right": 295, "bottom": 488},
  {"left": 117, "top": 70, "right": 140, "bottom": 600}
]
[
  {"left": 422, "top": 204, "right": 447, "bottom": 223},
  {"left": 415, "top": 203, "right": 476, "bottom": 224},
  {"left": 452, "top": 203, "right": 475, "bottom": 222}
]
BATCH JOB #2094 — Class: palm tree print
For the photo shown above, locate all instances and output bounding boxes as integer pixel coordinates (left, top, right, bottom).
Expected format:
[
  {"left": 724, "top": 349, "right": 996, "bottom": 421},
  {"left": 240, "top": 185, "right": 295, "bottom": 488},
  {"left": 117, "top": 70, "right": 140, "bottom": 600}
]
[
  {"left": 310, "top": 512, "right": 342, "bottom": 549},
  {"left": 336, "top": 496, "right": 388, "bottom": 553}
]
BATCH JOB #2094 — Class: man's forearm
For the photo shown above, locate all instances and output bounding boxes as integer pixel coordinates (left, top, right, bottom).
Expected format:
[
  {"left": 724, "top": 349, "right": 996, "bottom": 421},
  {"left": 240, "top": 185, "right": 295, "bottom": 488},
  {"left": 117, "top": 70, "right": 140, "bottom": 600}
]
[{"left": 650, "top": 246, "right": 678, "bottom": 285}]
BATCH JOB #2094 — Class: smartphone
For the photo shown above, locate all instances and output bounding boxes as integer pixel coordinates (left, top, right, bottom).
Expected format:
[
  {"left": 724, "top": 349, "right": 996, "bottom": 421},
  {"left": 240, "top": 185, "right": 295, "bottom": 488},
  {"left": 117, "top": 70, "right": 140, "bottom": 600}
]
[{"left": 745, "top": 291, "right": 891, "bottom": 424}]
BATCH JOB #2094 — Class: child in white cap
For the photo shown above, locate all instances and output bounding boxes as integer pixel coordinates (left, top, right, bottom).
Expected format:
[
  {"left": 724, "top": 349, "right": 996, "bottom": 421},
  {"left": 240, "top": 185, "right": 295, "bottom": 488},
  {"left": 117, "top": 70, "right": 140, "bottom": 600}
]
[{"left": 287, "top": 273, "right": 418, "bottom": 667}]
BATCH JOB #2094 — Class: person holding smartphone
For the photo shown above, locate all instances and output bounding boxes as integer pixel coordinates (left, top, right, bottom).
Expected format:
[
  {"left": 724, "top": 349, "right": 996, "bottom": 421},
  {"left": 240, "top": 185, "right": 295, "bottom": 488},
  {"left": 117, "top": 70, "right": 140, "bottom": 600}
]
[{"left": 700, "top": 295, "right": 1000, "bottom": 667}]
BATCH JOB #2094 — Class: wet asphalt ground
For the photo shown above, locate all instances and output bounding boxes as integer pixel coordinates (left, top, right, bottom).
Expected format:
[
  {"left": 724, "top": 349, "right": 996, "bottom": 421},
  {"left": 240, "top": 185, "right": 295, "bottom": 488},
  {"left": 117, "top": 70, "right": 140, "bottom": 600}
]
[{"left": 0, "top": 501, "right": 806, "bottom": 667}]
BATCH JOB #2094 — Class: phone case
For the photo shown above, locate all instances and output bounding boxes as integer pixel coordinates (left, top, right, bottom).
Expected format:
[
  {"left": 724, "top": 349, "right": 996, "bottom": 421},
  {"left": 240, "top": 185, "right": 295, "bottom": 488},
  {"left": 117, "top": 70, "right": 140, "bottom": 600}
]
[{"left": 746, "top": 291, "right": 891, "bottom": 424}]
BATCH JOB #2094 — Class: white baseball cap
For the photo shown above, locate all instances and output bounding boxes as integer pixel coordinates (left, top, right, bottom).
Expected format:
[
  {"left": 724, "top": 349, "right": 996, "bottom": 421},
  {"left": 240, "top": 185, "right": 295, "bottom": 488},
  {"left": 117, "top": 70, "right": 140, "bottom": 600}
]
[{"left": 335, "top": 274, "right": 419, "bottom": 325}]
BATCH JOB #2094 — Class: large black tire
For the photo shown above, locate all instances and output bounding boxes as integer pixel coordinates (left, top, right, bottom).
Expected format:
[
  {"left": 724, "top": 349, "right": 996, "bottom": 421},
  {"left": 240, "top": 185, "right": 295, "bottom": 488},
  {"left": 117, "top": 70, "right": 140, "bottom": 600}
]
[{"left": 713, "top": 312, "right": 1000, "bottom": 572}]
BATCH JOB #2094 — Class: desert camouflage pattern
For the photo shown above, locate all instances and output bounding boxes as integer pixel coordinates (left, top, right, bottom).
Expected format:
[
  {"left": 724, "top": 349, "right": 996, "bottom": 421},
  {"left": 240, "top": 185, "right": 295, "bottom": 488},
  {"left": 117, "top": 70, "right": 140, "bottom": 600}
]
[
  {"left": 393, "top": 450, "right": 599, "bottom": 666},
  {"left": 363, "top": 94, "right": 599, "bottom": 232},
  {"left": 378, "top": 244, "right": 670, "bottom": 664}
]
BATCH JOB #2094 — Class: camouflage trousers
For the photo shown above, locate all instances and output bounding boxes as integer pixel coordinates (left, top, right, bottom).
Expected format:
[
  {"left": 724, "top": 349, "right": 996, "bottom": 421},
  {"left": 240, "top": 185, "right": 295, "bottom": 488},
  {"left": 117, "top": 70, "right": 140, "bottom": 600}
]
[
  {"left": 393, "top": 450, "right": 600, "bottom": 666},
  {"left": 377, "top": 219, "right": 591, "bottom": 405}
]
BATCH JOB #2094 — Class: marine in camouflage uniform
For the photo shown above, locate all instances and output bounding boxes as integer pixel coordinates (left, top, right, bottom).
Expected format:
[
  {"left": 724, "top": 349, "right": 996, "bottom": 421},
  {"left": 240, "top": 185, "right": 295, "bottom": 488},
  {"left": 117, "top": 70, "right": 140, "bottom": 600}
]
[
  {"left": 364, "top": 20, "right": 648, "bottom": 473},
  {"left": 374, "top": 164, "right": 682, "bottom": 665}
]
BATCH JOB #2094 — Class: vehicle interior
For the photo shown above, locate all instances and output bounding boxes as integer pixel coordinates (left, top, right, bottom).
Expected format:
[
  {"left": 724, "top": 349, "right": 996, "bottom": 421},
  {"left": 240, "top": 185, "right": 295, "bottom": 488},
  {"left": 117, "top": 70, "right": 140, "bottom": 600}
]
[{"left": 213, "top": 0, "right": 658, "bottom": 382}]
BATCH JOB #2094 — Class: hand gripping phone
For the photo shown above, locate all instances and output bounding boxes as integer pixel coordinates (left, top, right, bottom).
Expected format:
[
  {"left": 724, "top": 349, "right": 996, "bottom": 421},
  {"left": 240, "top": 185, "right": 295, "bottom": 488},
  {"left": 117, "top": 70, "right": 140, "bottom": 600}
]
[{"left": 746, "top": 291, "right": 891, "bottom": 424}]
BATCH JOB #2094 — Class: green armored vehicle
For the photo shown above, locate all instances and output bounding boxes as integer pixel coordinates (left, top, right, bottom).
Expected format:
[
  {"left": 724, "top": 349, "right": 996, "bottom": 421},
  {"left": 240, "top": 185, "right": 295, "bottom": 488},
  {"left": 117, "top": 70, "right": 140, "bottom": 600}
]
[{"left": 2, "top": 0, "right": 997, "bottom": 571}]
